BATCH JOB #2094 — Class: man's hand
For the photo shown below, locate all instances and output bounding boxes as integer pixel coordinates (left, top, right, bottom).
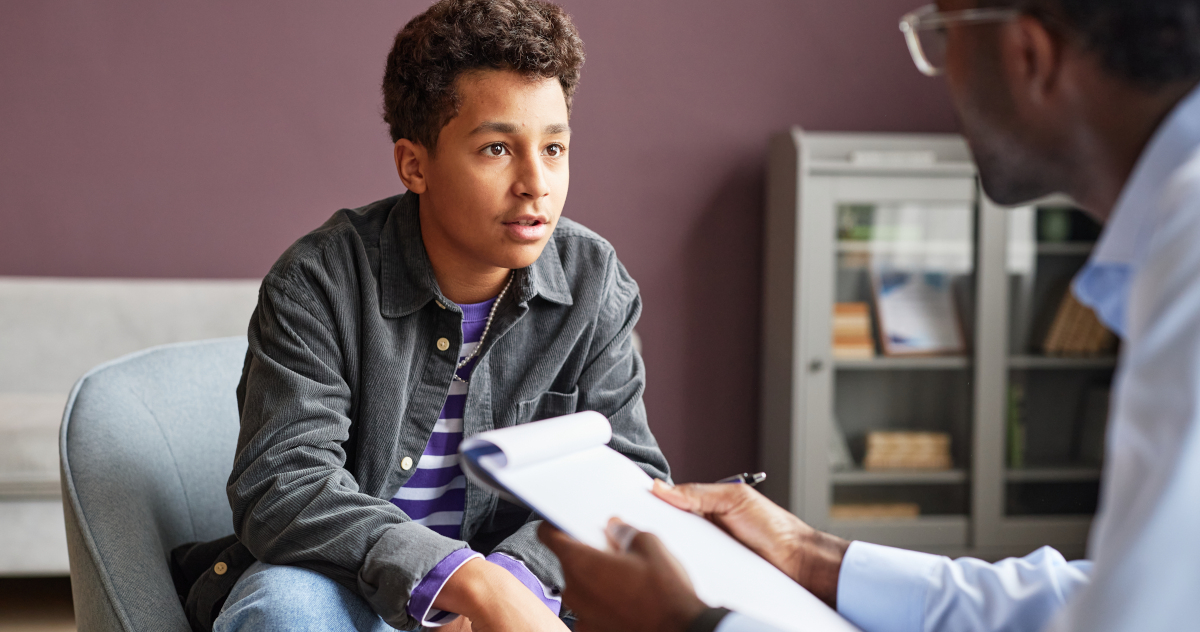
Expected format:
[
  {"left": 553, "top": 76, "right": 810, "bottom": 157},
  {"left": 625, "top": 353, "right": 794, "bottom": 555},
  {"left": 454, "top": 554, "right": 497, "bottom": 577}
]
[
  {"left": 432, "top": 558, "right": 567, "bottom": 632},
  {"left": 538, "top": 520, "right": 708, "bottom": 632},
  {"left": 652, "top": 480, "right": 849, "bottom": 608}
]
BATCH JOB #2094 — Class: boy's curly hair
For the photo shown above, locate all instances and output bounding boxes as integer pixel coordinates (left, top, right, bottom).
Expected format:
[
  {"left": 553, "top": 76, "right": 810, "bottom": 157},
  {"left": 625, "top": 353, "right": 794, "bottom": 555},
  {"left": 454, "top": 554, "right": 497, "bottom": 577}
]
[{"left": 382, "top": 0, "right": 584, "bottom": 149}]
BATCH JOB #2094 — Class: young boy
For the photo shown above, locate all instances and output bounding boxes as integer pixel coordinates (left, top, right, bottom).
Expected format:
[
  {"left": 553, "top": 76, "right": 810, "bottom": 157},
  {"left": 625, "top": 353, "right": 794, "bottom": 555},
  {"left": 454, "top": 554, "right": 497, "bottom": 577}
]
[{"left": 209, "top": 1, "right": 670, "bottom": 630}]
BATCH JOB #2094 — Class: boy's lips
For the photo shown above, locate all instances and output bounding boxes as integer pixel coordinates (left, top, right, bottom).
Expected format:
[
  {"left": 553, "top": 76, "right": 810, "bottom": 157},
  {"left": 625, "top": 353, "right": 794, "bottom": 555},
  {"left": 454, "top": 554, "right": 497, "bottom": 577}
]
[{"left": 503, "top": 216, "right": 550, "bottom": 241}]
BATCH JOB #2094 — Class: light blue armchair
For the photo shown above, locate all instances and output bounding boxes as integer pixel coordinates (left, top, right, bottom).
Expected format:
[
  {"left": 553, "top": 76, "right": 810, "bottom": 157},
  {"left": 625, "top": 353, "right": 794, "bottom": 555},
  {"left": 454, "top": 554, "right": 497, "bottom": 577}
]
[{"left": 60, "top": 338, "right": 247, "bottom": 631}]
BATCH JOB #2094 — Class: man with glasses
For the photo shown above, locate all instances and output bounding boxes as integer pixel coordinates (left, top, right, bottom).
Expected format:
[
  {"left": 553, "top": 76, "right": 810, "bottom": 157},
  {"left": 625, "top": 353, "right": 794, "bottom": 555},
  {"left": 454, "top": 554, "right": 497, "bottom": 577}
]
[{"left": 538, "top": 1, "right": 1200, "bottom": 630}]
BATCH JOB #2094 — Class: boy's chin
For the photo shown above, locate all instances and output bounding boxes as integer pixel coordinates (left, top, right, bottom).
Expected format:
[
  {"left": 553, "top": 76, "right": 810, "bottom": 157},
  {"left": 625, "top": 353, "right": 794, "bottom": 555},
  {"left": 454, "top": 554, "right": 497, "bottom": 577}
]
[{"left": 491, "top": 241, "right": 550, "bottom": 271}]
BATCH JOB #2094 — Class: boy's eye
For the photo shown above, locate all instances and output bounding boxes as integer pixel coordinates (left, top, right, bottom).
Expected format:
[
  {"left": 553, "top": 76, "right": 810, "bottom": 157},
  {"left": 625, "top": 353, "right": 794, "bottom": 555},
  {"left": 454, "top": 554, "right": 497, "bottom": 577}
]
[
  {"left": 544, "top": 143, "right": 565, "bottom": 157},
  {"left": 484, "top": 143, "right": 509, "bottom": 157}
]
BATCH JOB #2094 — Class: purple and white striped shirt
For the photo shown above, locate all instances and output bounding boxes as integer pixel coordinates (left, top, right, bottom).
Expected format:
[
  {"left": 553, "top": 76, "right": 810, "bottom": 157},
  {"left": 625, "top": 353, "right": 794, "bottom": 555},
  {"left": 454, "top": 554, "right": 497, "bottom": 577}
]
[{"left": 395, "top": 297, "right": 562, "bottom": 627}]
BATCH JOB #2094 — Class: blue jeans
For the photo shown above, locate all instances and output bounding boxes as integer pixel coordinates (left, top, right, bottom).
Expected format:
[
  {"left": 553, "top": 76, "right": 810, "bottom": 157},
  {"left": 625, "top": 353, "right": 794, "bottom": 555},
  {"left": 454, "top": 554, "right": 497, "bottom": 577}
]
[{"left": 213, "top": 561, "right": 412, "bottom": 632}]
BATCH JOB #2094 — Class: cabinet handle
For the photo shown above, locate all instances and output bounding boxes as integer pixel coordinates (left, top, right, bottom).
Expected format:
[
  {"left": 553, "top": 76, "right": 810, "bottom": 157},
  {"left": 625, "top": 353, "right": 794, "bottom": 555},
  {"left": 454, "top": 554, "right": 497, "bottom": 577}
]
[{"left": 809, "top": 358, "right": 824, "bottom": 373}]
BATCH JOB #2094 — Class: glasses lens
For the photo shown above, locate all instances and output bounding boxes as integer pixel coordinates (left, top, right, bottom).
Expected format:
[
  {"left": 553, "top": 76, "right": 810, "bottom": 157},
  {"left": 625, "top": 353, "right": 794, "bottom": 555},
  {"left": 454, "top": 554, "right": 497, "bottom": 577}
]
[{"left": 917, "top": 26, "right": 947, "bottom": 74}]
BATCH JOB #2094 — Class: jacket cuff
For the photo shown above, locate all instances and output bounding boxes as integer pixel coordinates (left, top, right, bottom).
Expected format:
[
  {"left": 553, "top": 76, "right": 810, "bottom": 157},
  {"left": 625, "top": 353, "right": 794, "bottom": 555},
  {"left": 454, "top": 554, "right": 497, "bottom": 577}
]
[
  {"left": 407, "top": 548, "right": 483, "bottom": 627},
  {"left": 487, "top": 552, "right": 562, "bottom": 615},
  {"left": 488, "top": 519, "right": 565, "bottom": 595},
  {"left": 356, "top": 521, "right": 472, "bottom": 630}
]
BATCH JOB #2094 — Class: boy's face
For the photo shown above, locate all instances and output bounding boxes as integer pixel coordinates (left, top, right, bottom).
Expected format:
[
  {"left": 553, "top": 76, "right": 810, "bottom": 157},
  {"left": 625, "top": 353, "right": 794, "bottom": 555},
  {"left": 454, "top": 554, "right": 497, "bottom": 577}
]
[{"left": 403, "top": 70, "right": 571, "bottom": 278}]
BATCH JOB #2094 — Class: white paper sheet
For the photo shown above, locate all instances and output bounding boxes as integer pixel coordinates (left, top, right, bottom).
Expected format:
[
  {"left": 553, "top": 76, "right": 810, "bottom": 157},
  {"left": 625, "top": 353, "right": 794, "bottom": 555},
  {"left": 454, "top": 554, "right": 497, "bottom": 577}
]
[{"left": 461, "top": 414, "right": 860, "bottom": 632}]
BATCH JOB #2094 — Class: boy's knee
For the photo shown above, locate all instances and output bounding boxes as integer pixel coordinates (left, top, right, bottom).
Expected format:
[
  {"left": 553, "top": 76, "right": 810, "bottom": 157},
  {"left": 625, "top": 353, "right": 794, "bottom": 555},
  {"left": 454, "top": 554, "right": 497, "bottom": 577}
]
[{"left": 215, "top": 561, "right": 380, "bottom": 632}]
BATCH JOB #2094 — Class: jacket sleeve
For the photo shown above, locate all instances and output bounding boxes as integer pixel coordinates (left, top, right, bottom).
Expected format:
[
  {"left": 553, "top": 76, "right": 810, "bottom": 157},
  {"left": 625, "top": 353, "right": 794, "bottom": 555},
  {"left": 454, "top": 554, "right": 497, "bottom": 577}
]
[
  {"left": 228, "top": 275, "right": 465, "bottom": 631},
  {"left": 488, "top": 250, "right": 671, "bottom": 603}
]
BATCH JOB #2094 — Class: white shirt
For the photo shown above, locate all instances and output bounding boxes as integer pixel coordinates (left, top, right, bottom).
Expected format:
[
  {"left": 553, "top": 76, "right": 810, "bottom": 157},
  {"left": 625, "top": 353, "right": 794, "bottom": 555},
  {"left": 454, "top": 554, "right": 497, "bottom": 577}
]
[{"left": 719, "top": 84, "right": 1200, "bottom": 632}]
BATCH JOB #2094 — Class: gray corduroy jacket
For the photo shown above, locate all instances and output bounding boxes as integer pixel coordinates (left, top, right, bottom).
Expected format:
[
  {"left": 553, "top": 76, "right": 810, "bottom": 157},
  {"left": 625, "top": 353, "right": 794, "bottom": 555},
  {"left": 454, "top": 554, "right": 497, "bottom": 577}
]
[{"left": 227, "top": 192, "right": 669, "bottom": 630}]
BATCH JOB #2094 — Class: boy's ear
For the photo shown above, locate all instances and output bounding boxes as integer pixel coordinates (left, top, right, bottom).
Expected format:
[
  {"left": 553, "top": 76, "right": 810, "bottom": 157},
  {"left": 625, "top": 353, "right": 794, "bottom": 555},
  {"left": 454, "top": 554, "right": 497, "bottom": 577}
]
[{"left": 394, "top": 139, "right": 429, "bottom": 194}]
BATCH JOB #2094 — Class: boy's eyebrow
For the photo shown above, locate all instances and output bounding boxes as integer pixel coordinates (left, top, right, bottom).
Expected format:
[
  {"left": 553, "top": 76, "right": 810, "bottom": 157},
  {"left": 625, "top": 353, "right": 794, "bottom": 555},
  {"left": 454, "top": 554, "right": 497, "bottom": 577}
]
[
  {"left": 469, "top": 121, "right": 572, "bottom": 135},
  {"left": 471, "top": 121, "right": 519, "bottom": 135}
]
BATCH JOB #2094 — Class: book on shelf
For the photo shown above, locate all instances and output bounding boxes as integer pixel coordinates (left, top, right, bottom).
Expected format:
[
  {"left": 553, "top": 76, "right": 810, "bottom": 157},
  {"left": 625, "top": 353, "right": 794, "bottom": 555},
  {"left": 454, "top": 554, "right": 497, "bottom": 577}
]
[
  {"left": 833, "top": 302, "right": 875, "bottom": 359},
  {"left": 1007, "top": 384, "right": 1026, "bottom": 469},
  {"left": 830, "top": 503, "right": 920, "bottom": 520},
  {"left": 872, "top": 267, "right": 966, "bottom": 357},
  {"left": 863, "top": 431, "right": 953, "bottom": 470},
  {"left": 1042, "top": 291, "right": 1116, "bottom": 356}
]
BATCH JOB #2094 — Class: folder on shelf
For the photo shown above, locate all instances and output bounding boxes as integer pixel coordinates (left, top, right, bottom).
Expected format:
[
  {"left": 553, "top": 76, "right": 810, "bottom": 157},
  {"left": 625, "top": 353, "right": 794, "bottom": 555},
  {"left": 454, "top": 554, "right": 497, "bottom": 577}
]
[{"left": 460, "top": 412, "right": 860, "bottom": 632}]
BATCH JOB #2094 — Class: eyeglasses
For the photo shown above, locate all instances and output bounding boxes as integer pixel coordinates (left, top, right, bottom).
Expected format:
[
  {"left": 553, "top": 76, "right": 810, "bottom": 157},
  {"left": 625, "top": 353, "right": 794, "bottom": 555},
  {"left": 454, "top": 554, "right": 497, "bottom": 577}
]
[{"left": 899, "top": 4, "right": 1021, "bottom": 76}]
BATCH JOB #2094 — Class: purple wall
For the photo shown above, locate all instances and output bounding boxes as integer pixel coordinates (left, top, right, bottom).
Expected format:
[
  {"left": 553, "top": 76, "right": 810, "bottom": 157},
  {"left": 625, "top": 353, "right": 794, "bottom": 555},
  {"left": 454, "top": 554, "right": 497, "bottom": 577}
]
[{"left": 0, "top": 0, "right": 957, "bottom": 483}]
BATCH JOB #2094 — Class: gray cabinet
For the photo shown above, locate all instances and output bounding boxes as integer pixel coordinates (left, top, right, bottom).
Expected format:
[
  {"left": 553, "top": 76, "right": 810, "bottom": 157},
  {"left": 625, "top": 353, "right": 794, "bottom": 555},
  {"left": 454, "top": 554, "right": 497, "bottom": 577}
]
[{"left": 761, "top": 128, "right": 1107, "bottom": 560}]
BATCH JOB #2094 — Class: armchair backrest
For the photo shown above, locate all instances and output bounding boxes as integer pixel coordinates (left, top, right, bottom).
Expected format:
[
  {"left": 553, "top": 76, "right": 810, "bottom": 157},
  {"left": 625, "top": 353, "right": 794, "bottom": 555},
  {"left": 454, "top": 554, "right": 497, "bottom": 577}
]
[{"left": 61, "top": 337, "right": 247, "bottom": 632}]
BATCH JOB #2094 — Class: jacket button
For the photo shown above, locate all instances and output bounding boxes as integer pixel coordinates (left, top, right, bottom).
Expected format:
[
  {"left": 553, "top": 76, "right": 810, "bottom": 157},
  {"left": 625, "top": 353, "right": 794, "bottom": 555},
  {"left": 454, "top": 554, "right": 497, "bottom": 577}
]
[
  {"left": 401, "top": 456, "right": 414, "bottom": 471},
  {"left": 436, "top": 338, "right": 450, "bottom": 351},
  {"left": 214, "top": 562, "right": 228, "bottom": 575}
]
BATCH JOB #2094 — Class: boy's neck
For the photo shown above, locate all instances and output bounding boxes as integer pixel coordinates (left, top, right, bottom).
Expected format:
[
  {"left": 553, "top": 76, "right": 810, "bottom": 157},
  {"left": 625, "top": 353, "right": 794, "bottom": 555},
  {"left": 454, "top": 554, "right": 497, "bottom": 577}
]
[
  {"left": 419, "top": 209, "right": 510, "bottom": 305},
  {"left": 434, "top": 263, "right": 510, "bottom": 305}
]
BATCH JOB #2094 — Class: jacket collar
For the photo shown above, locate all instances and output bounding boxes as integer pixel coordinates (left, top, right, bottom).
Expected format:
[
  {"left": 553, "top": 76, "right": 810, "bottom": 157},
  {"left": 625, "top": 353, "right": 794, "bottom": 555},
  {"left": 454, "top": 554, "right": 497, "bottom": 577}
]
[{"left": 379, "top": 191, "right": 573, "bottom": 318}]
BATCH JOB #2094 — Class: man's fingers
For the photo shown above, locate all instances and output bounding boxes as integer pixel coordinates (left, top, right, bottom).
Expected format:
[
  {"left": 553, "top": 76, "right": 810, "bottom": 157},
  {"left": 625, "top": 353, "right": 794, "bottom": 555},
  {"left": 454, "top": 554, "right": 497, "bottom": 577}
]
[
  {"left": 654, "top": 481, "right": 755, "bottom": 517},
  {"left": 651, "top": 479, "right": 694, "bottom": 510},
  {"left": 539, "top": 521, "right": 626, "bottom": 570},
  {"left": 538, "top": 522, "right": 586, "bottom": 562},
  {"left": 604, "top": 518, "right": 640, "bottom": 553},
  {"left": 625, "top": 530, "right": 668, "bottom": 559}
]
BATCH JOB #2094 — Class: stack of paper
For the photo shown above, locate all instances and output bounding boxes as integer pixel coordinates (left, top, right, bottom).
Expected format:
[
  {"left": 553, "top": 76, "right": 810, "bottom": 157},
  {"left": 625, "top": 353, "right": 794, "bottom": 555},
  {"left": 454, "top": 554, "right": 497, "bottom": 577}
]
[
  {"left": 830, "top": 503, "right": 920, "bottom": 520},
  {"left": 833, "top": 303, "right": 875, "bottom": 359}
]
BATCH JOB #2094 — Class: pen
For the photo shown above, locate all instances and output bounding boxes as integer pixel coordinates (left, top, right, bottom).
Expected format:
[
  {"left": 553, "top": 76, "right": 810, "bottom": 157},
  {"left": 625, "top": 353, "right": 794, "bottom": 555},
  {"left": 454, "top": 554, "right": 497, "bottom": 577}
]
[{"left": 715, "top": 472, "right": 767, "bottom": 487}]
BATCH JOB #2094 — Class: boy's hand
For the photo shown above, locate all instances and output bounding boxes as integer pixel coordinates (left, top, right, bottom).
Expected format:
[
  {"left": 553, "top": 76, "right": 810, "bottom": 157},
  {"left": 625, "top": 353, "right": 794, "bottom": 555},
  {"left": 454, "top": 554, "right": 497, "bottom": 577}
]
[
  {"left": 538, "top": 520, "right": 708, "bottom": 632},
  {"left": 651, "top": 480, "right": 849, "bottom": 608},
  {"left": 432, "top": 558, "right": 567, "bottom": 632}
]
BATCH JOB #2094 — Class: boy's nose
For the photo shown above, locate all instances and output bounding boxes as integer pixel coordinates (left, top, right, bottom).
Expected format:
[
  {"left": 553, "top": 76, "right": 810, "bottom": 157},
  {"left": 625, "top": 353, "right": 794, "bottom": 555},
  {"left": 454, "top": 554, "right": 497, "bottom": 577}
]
[{"left": 514, "top": 156, "right": 551, "bottom": 199}]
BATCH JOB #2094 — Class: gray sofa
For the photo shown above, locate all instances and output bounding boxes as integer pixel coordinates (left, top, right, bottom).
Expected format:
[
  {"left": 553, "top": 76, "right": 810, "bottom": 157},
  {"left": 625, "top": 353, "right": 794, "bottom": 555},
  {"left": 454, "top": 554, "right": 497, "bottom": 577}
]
[
  {"left": 61, "top": 337, "right": 247, "bottom": 631},
  {"left": 0, "top": 277, "right": 258, "bottom": 577}
]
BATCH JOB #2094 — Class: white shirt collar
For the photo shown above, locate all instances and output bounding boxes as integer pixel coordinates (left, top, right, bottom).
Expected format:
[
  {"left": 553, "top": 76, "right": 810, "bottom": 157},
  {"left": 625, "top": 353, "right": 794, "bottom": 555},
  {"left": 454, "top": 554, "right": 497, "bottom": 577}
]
[{"left": 1092, "top": 84, "right": 1200, "bottom": 268}]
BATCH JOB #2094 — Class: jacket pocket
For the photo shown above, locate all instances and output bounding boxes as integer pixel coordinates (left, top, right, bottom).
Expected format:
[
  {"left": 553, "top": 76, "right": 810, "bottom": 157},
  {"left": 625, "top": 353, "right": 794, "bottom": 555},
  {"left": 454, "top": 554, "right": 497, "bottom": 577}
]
[{"left": 516, "top": 388, "right": 580, "bottom": 424}]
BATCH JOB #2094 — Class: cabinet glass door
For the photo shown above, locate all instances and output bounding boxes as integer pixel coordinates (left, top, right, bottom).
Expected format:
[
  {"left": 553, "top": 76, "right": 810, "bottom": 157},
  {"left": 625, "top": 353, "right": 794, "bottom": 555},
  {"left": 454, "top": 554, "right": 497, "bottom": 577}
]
[
  {"left": 824, "top": 176, "right": 977, "bottom": 547},
  {"left": 1003, "top": 205, "right": 1112, "bottom": 517}
]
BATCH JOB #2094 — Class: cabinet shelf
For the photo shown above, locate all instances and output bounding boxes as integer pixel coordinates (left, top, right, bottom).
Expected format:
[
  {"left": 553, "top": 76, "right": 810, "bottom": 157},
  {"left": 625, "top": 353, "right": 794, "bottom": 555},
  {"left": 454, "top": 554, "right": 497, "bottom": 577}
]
[
  {"left": 832, "top": 468, "right": 968, "bottom": 485},
  {"left": 1008, "top": 355, "right": 1117, "bottom": 369},
  {"left": 1006, "top": 467, "right": 1102, "bottom": 483},
  {"left": 836, "top": 240, "right": 973, "bottom": 256},
  {"left": 1036, "top": 242, "right": 1095, "bottom": 256},
  {"left": 835, "top": 357, "right": 970, "bottom": 371},
  {"left": 828, "top": 515, "right": 970, "bottom": 549}
]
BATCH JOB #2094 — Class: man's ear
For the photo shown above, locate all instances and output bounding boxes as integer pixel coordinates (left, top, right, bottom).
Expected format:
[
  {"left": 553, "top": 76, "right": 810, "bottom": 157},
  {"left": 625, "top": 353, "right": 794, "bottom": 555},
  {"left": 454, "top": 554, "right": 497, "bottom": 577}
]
[
  {"left": 1004, "top": 14, "right": 1064, "bottom": 108},
  {"left": 394, "top": 139, "right": 429, "bottom": 194}
]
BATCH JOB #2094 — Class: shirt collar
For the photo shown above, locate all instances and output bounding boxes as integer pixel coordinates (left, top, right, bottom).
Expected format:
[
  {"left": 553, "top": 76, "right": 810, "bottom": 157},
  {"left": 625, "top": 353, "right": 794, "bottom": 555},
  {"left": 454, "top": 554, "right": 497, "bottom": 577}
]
[
  {"left": 1073, "top": 84, "right": 1200, "bottom": 337},
  {"left": 379, "top": 191, "right": 573, "bottom": 318},
  {"left": 1091, "top": 84, "right": 1200, "bottom": 269}
]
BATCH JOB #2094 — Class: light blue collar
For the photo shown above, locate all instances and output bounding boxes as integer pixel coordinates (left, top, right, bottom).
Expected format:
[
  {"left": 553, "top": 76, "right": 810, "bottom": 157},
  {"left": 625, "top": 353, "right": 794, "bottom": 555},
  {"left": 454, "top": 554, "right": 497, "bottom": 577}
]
[{"left": 1072, "top": 84, "right": 1200, "bottom": 338}]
